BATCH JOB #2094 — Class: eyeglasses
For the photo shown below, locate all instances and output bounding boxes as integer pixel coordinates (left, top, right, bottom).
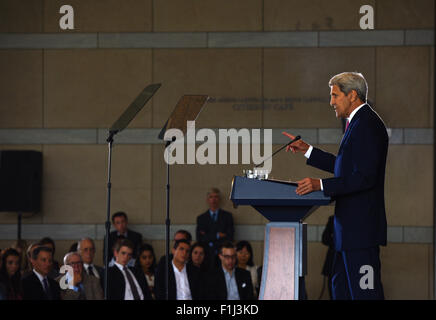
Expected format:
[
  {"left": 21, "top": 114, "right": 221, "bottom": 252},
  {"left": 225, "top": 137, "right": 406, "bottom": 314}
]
[{"left": 68, "top": 261, "right": 83, "bottom": 266}]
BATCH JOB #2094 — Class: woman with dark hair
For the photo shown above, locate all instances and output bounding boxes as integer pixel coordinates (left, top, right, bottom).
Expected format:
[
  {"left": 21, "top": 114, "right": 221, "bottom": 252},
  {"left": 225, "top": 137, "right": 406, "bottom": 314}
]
[
  {"left": 135, "top": 243, "right": 157, "bottom": 299},
  {"left": 236, "top": 240, "right": 259, "bottom": 298},
  {"left": 0, "top": 248, "right": 23, "bottom": 300},
  {"left": 188, "top": 242, "right": 210, "bottom": 272}
]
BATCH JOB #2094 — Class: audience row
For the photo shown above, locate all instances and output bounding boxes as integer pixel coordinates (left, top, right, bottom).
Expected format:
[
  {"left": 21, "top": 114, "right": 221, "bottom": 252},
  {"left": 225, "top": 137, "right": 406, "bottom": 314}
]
[{"left": 0, "top": 187, "right": 263, "bottom": 300}]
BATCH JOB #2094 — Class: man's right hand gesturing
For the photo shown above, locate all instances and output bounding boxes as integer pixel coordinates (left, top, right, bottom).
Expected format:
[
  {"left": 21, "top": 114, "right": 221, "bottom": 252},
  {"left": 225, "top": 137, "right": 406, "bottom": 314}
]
[{"left": 282, "top": 132, "right": 310, "bottom": 154}]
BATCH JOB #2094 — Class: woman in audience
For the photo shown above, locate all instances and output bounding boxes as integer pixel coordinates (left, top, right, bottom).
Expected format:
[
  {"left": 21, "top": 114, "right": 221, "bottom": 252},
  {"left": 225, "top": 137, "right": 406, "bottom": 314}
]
[
  {"left": 236, "top": 240, "right": 259, "bottom": 298},
  {"left": 135, "top": 243, "right": 157, "bottom": 299},
  {"left": 11, "top": 240, "right": 28, "bottom": 272},
  {"left": 0, "top": 248, "right": 23, "bottom": 300},
  {"left": 188, "top": 242, "right": 210, "bottom": 272}
]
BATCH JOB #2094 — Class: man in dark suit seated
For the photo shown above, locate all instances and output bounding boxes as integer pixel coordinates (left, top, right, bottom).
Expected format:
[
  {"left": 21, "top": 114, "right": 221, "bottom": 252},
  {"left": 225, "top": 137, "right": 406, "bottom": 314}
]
[
  {"left": 283, "top": 72, "right": 388, "bottom": 300},
  {"left": 56, "top": 252, "right": 103, "bottom": 300},
  {"left": 156, "top": 229, "right": 192, "bottom": 272},
  {"left": 196, "top": 188, "right": 234, "bottom": 265},
  {"left": 207, "top": 241, "right": 254, "bottom": 300},
  {"left": 78, "top": 237, "right": 104, "bottom": 289},
  {"left": 107, "top": 239, "right": 152, "bottom": 300},
  {"left": 105, "top": 211, "right": 143, "bottom": 263},
  {"left": 22, "top": 246, "right": 61, "bottom": 300},
  {"left": 155, "top": 239, "right": 203, "bottom": 300}
]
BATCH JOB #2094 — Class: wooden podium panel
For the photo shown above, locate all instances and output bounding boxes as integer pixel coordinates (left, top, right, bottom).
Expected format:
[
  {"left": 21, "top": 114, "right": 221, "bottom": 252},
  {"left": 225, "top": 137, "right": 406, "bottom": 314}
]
[
  {"left": 230, "top": 176, "right": 329, "bottom": 300},
  {"left": 260, "top": 223, "right": 302, "bottom": 300}
]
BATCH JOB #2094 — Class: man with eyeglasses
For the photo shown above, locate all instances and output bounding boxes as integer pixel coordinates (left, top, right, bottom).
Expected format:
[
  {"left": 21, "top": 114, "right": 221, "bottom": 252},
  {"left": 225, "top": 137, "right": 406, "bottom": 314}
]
[
  {"left": 57, "top": 252, "right": 103, "bottom": 300},
  {"left": 207, "top": 241, "right": 254, "bottom": 300}
]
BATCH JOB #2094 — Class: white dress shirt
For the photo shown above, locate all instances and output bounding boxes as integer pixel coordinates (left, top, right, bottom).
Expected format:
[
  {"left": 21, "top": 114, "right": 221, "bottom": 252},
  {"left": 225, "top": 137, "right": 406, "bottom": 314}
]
[
  {"left": 114, "top": 262, "right": 144, "bottom": 300},
  {"left": 305, "top": 103, "right": 366, "bottom": 191},
  {"left": 172, "top": 262, "right": 192, "bottom": 300}
]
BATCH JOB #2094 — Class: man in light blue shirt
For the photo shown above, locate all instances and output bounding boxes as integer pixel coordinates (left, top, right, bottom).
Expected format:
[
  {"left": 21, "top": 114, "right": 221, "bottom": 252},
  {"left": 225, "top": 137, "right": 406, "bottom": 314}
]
[{"left": 207, "top": 242, "right": 254, "bottom": 300}]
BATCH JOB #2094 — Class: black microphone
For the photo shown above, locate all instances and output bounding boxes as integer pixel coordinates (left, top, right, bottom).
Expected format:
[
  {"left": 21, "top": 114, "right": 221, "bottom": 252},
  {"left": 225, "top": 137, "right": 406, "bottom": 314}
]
[{"left": 254, "top": 135, "right": 301, "bottom": 168}]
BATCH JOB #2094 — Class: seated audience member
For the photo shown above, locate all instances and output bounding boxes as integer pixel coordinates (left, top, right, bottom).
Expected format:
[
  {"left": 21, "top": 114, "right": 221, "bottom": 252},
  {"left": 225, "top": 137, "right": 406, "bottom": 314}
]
[
  {"left": 0, "top": 248, "right": 23, "bottom": 300},
  {"left": 23, "top": 242, "right": 40, "bottom": 276},
  {"left": 78, "top": 238, "right": 103, "bottom": 280},
  {"left": 236, "top": 240, "right": 259, "bottom": 298},
  {"left": 135, "top": 243, "right": 157, "bottom": 299},
  {"left": 196, "top": 188, "right": 234, "bottom": 266},
  {"left": 207, "top": 241, "right": 254, "bottom": 300},
  {"left": 155, "top": 239, "right": 203, "bottom": 300},
  {"left": 38, "top": 237, "right": 60, "bottom": 278},
  {"left": 11, "top": 240, "right": 28, "bottom": 272},
  {"left": 157, "top": 229, "right": 192, "bottom": 269},
  {"left": 107, "top": 239, "right": 152, "bottom": 300},
  {"left": 22, "top": 246, "right": 61, "bottom": 300},
  {"left": 108, "top": 235, "right": 136, "bottom": 268},
  {"left": 57, "top": 252, "right": 103, "bottom": 300},
  {"left": 188, "top": 242, "right": 210, "bottom": 272},
  {"left": 106, "top": 211, "right": 142, "bottom": 262}
]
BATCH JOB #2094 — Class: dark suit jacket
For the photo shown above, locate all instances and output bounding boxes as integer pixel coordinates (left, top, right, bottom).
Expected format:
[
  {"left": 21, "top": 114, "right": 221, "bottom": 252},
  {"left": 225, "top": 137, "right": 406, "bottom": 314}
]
[
  {"left": 196, "top": 209, "right": 234, "bottom": 253},
  {"left": 155, "top": 261, "right": 203, "bottom": 300},
  {"left": 107, "top": 265, "right": 152, "bottom": 300},
  {"left": 106, "top": 229, "right": 143, "bottom": 261},
  {"left": 307, "top": 104, "right": 388, "bottom": 251},
  {"left": 206, "top": 266, "right": 254, "bottom": 300},
  {"left": 22, "top": 271, "right": 61, "bottom": 300}
]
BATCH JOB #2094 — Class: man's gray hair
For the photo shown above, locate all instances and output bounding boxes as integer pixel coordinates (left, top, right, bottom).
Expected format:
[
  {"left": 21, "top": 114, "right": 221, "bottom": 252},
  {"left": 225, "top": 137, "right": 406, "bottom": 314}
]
[
  {"left": 77, "top": 237, "right": 95, "bottom": 251},
  {"left": 329, "top": 72, "right": 368, "bottom": 102},
  {"left": 207, "top": 187, "right": 221, "bottom": 197},
  {"left": 63, "top": 251, "right": 82, "bottom": 265}
]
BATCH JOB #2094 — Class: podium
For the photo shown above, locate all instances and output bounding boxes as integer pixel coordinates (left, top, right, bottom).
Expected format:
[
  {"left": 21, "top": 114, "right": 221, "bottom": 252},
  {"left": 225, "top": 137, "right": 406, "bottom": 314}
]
[{"left": 230, "top": 176, "right": 331, "bottom": 300}]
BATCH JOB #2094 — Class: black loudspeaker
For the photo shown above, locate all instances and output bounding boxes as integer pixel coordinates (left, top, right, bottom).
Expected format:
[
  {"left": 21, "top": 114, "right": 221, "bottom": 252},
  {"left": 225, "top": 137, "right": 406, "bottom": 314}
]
[{"left": 0, "top": 150, "right": 42, "bottom": 212}]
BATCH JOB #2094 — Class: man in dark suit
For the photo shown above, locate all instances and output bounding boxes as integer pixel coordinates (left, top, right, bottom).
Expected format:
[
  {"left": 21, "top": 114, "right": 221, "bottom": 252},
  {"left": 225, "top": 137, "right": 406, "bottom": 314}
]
[
  {"left": 207, "top": 241, "right": 254, "bottom": 300},
  {"left": 78, "top": 237, "right": 104, "bottom": 289},
  {"left": 283, "top": 72, "right": 388, "bottom": 300},
  {"left": 196, "top": 188, "right": 234, "bottom": 264},
  {"left": 156, "top": 229, "right": 192, "bottom": 273},
  {"left": 22, "top": 246, "right": 61, "bottom": 300},
  {"left": 105, "top": 211, "right": 143, "bottom": 263},
  {"left": 107, "top": 239, "right": 152, "bottom": 300},
  {"left": 155, "top": 239, "right": 203, "bottom": 300}
]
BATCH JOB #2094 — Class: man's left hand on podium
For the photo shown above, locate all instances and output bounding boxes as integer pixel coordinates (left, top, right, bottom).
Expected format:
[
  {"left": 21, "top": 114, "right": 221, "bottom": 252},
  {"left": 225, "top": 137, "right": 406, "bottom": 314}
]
[{"left": 296, "top": 178, "right": 321, "bottom": 195}]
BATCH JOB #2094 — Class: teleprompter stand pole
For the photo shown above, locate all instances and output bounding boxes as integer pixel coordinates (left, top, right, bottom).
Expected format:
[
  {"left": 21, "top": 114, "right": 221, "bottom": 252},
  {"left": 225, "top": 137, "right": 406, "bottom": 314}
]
[{"left": 102, "top": 83, "right": 161, "bottom": 300}]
